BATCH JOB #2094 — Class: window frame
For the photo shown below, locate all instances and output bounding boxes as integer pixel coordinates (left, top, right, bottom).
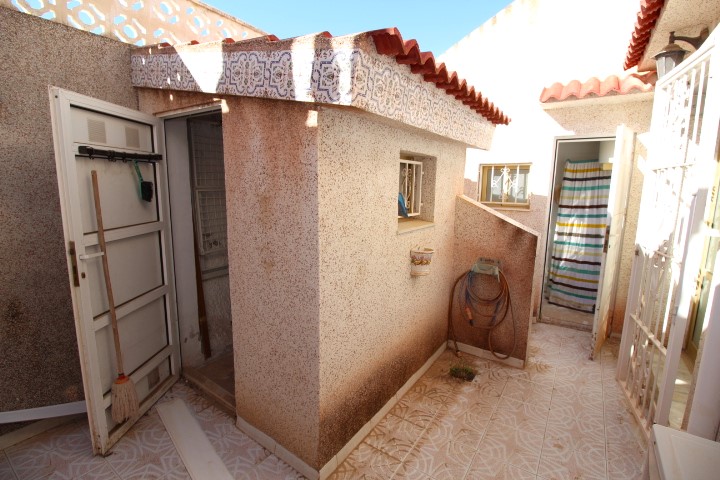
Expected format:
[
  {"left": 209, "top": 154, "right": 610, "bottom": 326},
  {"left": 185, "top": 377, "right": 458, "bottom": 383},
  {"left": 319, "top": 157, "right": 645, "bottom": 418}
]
[{"left": 478, "top": 163, "right": 531, "bottom": 209}]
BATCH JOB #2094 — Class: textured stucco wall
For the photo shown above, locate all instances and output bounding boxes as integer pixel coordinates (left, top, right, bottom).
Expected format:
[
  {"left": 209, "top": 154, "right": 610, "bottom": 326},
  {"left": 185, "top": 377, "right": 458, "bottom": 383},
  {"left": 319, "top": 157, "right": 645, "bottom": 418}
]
[
  {"left": 453, "top": 197, "right": 538, "bottom": 363},
  {"left": 316, "top": 106, "right": 466, "bottom": 466},
  {"left": 222, "top": 97, "right": 322, "bottom": 465},
  {"left": 0, "top": 8, "right": 137, "bottom": 417}
]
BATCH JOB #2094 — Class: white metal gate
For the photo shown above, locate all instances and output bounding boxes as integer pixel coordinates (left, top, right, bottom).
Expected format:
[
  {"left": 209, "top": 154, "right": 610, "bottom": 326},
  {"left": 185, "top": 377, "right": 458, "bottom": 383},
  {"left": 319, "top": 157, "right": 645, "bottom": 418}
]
[{"left": 617, "top": 29, "right": 720, "bottom": 434}]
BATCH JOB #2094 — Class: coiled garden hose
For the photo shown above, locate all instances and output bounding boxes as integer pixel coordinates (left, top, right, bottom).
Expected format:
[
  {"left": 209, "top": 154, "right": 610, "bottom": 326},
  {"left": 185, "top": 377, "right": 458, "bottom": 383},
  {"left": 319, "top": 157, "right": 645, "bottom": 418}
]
[{"left": 447, "top": 268, "right": 517, "bottom": 360}]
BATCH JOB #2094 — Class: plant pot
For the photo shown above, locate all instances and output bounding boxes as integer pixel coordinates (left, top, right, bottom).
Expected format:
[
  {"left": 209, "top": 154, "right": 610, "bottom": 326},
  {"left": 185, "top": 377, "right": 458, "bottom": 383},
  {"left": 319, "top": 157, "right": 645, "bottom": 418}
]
[{"left": 410, "top": 248, "right": 434, "bottom": 276}]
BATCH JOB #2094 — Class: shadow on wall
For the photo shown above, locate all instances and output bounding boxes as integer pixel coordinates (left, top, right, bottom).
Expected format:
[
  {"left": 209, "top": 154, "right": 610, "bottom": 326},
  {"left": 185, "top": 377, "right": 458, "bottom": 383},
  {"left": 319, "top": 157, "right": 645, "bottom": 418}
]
[{"left": 453, "top": 196, "right": 539, "bottom": 364}]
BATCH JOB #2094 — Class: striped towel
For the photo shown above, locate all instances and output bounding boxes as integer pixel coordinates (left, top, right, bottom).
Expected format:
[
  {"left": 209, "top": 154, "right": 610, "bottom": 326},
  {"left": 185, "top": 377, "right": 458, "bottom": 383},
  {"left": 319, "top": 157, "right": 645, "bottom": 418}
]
[{"left": 547, "top": 160, "right": 610, "bottom": 313}]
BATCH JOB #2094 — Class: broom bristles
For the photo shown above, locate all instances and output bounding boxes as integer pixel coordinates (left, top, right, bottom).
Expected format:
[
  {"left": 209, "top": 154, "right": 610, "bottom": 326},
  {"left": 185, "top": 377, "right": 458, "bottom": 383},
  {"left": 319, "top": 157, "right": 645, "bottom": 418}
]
[{"left": 111, "top": 374, "right": 139, "bottom": 424}]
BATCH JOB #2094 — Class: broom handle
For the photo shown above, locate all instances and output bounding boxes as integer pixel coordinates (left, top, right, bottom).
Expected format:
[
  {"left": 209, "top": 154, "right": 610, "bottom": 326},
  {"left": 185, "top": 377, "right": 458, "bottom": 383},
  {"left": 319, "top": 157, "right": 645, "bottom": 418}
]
[{"left": 91, "top": 171, "right": 126, "bottom": 376}]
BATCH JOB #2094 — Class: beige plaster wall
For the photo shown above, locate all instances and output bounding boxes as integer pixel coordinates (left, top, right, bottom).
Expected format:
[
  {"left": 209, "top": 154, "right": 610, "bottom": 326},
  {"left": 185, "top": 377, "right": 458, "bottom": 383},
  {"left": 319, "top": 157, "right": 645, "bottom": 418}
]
[
  {"left": 441, "top": 0, "right": 652, "bottom": 330},
  {"left": 0, "top": 8, "right": 137, "bottom": 421},
  {"left": 453, "top": 197, "right": 538, "bottom": 363},
  {"left": 223, "top": 97, "right": 322, "bottom": 465},
  {"left": 315, "top": 106, "right": 466, "bottom": 466}
]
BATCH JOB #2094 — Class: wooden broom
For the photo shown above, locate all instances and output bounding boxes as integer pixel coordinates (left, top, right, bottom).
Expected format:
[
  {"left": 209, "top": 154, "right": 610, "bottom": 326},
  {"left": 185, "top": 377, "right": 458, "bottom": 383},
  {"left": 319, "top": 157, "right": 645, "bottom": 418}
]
[{"left": 91, "top": 170, "right": 139, "bottom": 423}]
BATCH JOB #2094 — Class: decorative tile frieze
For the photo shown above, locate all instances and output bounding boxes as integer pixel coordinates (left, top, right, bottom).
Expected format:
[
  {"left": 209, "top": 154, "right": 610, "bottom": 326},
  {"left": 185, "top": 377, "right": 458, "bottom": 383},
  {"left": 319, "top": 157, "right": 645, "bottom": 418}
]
[{"left": 131, "top": 44, "right": 493, "bottom": 148}]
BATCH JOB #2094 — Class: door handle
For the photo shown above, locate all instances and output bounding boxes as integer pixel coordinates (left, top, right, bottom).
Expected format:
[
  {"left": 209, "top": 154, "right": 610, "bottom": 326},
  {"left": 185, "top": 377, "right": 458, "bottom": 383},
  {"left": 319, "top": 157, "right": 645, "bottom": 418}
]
[
  {"left": 68, "top": 241, "right": 80, "bottom": 287},
  {"left": 603, "top": 225, "right": 611, "bottom": 253}
]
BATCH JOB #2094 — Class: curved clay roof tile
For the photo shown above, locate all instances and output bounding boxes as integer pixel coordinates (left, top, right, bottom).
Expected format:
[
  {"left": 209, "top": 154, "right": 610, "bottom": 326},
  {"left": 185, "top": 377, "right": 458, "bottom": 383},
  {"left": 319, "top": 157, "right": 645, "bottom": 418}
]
[{"left": 367, "top": 27, "right": 509, "bottom": 125}]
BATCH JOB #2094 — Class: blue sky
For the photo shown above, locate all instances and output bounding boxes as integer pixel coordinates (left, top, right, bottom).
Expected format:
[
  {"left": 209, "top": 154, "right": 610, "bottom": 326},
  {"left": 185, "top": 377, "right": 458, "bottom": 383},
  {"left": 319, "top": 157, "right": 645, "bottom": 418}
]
[{"left": 205, "top": 1, "right": 515, "bottom": 56}]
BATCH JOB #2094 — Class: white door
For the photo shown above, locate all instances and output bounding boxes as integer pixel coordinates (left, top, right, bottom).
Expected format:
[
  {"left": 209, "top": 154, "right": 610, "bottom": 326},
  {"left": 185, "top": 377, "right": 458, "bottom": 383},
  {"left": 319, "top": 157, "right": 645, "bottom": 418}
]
[
  {"left": 50, "top": 88, "right": 180, "bottom": 454},
  {"left": 591, "top": 125, "right": 635, "bottom": 359}
]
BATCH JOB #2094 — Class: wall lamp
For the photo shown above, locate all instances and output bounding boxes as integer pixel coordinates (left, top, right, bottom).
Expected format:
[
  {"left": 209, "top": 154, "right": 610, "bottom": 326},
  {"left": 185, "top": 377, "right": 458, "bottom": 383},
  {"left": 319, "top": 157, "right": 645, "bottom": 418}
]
[{"left": 654, "top": 28, "right": 709, "bottom": 78}]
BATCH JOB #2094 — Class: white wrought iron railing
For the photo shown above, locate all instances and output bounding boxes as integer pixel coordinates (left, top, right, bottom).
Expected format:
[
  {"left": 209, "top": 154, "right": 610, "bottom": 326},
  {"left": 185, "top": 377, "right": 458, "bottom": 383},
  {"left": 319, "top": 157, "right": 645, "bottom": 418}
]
[{"left": 617, "top": 28, "right": 720, "bottom": 435}]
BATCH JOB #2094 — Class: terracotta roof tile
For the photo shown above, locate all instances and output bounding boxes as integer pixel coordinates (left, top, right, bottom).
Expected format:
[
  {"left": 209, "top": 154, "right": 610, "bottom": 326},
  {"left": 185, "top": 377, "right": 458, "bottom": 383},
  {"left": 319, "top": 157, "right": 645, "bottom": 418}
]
[
  {"left": 624, "top": 0, "right": 666, "bottom": 69},
  {"left": 367, "top": 28, "right": 509, "bottom": 125},
  {"left": 540, "top": 71, "right": 657, "bottom": 103}
]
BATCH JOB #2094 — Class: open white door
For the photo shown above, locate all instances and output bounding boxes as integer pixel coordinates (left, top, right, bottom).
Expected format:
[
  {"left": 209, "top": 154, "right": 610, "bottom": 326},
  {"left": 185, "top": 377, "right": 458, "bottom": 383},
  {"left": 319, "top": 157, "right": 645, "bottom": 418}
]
[
  {"left": 590, "top": 125, "right": 635, "bottom": 359},
  {"left": 50, "top": 88, "right": 180, "bottom": 454}
]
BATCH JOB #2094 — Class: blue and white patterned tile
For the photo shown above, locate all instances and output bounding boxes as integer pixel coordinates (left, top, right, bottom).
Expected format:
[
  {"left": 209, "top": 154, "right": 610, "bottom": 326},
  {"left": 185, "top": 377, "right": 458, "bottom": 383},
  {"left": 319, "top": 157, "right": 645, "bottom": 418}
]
[{"left": 130, "top": 40, "right": 492, "bottom": 148}]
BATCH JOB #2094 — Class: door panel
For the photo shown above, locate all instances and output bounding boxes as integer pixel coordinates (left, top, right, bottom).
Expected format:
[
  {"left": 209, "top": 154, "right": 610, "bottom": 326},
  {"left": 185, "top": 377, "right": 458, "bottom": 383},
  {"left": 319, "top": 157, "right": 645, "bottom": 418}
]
[
  {"left": 85, "top": 233, "right": 164, "bottom": 315},
  {"left": 591, "top": 125, "right": 635, "bottom": 359},
  {"left": 76, "top": 159, "right": 158, "bottom": 231},
  {"left": 96, "top": 297, "right": 169, "bottom": 391},
  {"left": 51, "top": 88, "right": 180, "bottom": 454}
]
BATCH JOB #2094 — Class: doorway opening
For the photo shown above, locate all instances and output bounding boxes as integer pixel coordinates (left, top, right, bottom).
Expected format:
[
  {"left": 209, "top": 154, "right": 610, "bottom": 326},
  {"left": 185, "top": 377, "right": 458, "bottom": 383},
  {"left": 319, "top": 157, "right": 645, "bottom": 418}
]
[
  {"left": 540, "top": 137, "right": 615, "bottom": 332},
  {"left": 165, "top": 110, "right": 234, "bottom": 413}
]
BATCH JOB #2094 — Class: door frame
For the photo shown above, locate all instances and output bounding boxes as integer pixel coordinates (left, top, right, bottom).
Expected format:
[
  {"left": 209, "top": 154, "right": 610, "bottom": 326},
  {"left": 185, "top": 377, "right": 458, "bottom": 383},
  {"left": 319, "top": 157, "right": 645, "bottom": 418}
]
[
  {"left": 540, "top": 135, "right": 615, "bottom": 321},
  {"left": 159, "top": 102, "right": 226, "bottom": 369},
  {"left": 50, "top": 87, "right": 181, "bottom": 454}
]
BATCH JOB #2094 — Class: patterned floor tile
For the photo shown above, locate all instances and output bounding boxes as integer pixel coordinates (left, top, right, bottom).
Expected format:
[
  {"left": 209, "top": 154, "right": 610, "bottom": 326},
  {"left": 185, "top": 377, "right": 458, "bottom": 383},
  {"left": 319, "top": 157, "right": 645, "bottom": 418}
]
[
  {"left": 217, "top": 438, "right": 272, "bottom": 476},
  {"left": 245, "top": 455, "right": 305, "bottom": 480},
  {"left": 470, "top": 359, "right": 517, "bottom": 379},
  {"left": 507, "top": 360, "right": 556, "bottom": 387},
  {"left": 605, "top": 421, "right": 646, "bottom": 450},
  {"left": 554, "top": 373, "right": 603, "bottom": 398},
  {"left": 390, "top": 462, "right": 434, "bottom": 479},
  {"left": 6, "top": 432, "right": 107, "bottom": 480},
  {"left": 479, "top": 420, "right": 545, "bottom": 474},
  {"left": 423, "top": 412, "right": 485, "bottom": 451},
  {"left": 491, "top": 397, "right": 550, "bottom": 431},
  {"left": 607, "top": 442, "right": 646, "bottom": 480},
  {"left": 65, "top": 461, "right": 120, "bottom": 479},
  {"left": 544, "top": 407, "right": 605, "bottom": 452},
  {"left": 158, "top": 464, "right": 192, "bottom": 480},
  {"left": 463, "top": 373, "right": 508, "bottom": 399},
  {"left": 403, "top": 437, "right": 475, "bottom": 480},
  {"left": 331, "top": 442, "right": 400, "bottom": 480},
  {"left": 0, "top": 452, "right": 16, "bottom": 480},
  {"left": 502, "top": 378, "right": 553, "bottom": 408},
  {"left": 105, "top": 431, "right": 183, "bottom": 479},
  {"left": 389, "top": 392, "right": 438, "bottom": 429},
  {"left": 549, "top": 389, "right": 604, "bottom": 417},
  {"left": 445, "top": 385, "right": 498, "bottom": 414},
  {"left": 538, "top": 445, "right": 607, "bottom": 480},
  {"left": 363, "top": 413, "right": 423, "bottom": 462},
  {"left": 408, "top": 376, "right": 455, "bottom": 400},
  {"left": 465, "top": 454, "right": 537, "bottom": 480}
]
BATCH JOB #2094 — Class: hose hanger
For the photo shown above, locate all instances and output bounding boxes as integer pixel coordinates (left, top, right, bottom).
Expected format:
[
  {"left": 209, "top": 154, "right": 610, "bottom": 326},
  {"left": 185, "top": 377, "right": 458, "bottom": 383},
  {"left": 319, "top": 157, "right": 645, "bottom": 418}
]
[{"left": 448, "top": 257, "right": 517, "bottom": 360}]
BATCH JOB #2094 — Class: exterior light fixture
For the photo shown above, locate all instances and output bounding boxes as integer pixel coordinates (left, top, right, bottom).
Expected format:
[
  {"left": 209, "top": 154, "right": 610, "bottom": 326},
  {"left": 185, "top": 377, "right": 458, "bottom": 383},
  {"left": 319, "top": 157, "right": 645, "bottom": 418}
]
[{"left": 654, "top": 28, "right": 709, "bottom": 78}]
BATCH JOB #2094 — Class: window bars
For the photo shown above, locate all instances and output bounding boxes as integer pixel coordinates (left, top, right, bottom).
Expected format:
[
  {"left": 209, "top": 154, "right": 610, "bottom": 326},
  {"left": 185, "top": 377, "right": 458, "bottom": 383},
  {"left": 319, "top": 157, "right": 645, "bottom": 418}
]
[
  {"left": 399, "top": 159, "right": 423, "bottom": 217},
  {"left": 479, "top": 164, "right": 530, "bottom": 207}
]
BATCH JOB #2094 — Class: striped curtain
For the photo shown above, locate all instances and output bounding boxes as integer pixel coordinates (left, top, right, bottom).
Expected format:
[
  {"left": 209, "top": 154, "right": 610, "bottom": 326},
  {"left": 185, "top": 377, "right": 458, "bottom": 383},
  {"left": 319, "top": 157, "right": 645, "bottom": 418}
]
[{"left": 547, "top": 160, "right": 611, "bottom": 313}]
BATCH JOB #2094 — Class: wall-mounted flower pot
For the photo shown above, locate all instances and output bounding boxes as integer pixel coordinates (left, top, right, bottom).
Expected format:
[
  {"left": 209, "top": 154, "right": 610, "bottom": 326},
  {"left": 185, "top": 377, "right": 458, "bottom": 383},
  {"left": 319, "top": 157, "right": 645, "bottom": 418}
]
[{"left": 410, "top": 248, "right": 435, "bottom": 276}]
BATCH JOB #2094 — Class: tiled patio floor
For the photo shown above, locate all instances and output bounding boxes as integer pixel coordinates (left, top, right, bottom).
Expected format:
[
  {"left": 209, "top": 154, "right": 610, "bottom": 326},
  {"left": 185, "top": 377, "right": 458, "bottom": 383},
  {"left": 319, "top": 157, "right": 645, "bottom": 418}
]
[
  {"left": 0, "top": 323, "right": 646, "bottom": 480},
  {"left": 331, "top": 323, "right": 646, "bottom": 480}
]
